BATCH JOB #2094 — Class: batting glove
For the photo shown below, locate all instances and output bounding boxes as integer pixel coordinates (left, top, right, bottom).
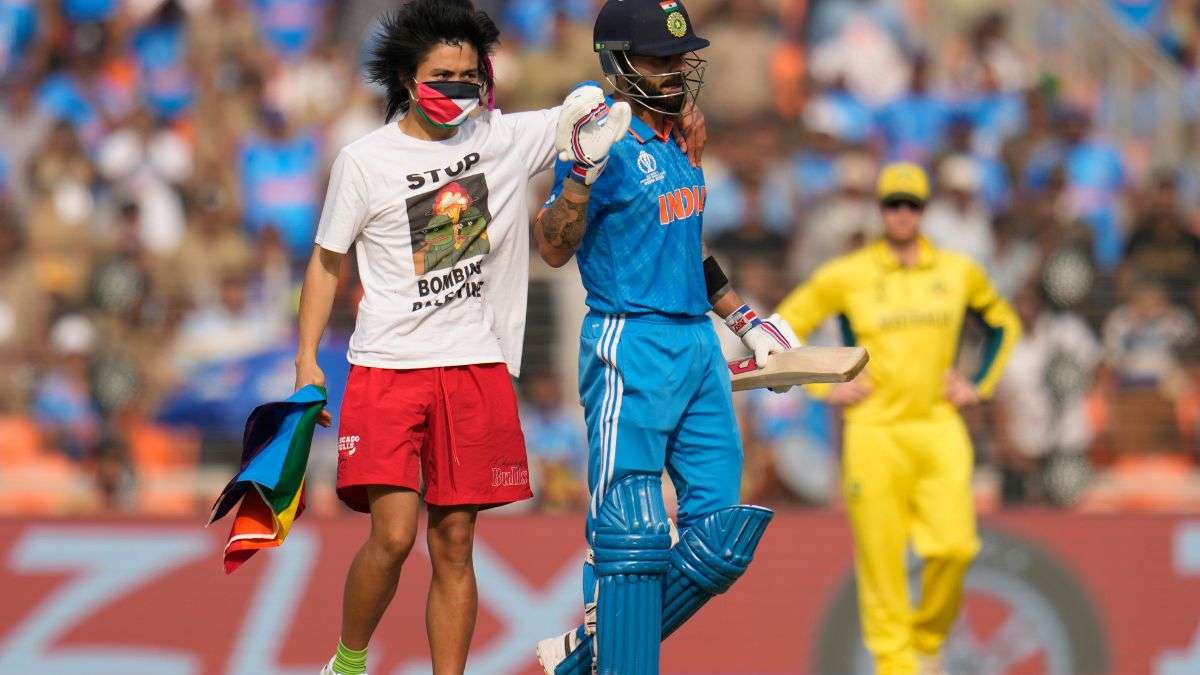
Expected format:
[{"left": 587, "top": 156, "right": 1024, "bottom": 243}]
[
  {"left": 555, "top": 83, "right": 632, "bottom": 185},
  {"left": 764, "top": 313, "right": 802, "bottom": 393},
  {"left": 725, "top": 305, "right": 792, "bottom": 369}
]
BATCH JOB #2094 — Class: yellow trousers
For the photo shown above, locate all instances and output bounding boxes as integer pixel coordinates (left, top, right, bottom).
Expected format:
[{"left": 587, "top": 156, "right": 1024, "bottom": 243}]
[{"left": 842, "top": 411, "right": 980, "bottom": 675}]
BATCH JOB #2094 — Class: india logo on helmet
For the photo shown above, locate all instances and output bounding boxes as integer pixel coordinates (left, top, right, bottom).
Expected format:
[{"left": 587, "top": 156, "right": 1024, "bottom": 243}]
[{"left": 666, "top": 12, "right": 688, "bottom": 38}]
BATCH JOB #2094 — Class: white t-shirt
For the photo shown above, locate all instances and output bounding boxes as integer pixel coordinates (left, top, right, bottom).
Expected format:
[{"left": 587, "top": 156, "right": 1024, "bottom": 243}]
[{"left": 314, "top": 108, "right": 559, "bottom": 377}]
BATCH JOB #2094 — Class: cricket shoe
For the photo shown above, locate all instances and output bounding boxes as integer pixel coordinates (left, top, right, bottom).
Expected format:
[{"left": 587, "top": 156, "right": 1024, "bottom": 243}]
[
  {"left": 320, "top": 657, "right": 367, "bottom": 675},
  {"left": 535, "top": 629, "right": 583, "bottom": 675}
]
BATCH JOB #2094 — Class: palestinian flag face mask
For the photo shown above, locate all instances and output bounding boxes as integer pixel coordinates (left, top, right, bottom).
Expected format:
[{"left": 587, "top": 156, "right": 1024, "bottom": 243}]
[{"left": 412, "top": 81, "right": 483, "bottom": 128}]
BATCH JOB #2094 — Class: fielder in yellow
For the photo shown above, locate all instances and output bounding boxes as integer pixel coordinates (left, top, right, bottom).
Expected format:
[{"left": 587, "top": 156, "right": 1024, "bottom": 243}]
[{"left": 776, "top": 163, "right": 1021, "bottom": 675}]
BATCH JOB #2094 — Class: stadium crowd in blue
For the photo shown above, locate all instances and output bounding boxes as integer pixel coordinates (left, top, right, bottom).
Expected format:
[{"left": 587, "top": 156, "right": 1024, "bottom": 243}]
[{"left": 0, "top": 0, "right": 1198, "bottom": 514}]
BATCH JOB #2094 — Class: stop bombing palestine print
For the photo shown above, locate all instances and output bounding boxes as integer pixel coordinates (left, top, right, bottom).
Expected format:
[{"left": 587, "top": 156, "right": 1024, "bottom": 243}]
[{"left": 408, "top": 173, "right": 493, "bottom": 276}]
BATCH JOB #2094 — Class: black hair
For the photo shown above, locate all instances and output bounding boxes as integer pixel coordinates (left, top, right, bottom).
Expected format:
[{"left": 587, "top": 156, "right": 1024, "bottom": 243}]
[
  {"left": 366, "top": 0, "right": 500, "bottom": 122},
  {"left": 151, "top": 0, "right": 185, "bottom": 25}
]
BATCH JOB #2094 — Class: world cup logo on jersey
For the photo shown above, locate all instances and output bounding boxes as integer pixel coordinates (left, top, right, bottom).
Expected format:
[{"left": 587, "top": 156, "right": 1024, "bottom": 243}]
[
  {"left": 637, "top": 150, "right": 665, "bottom": 186},
  {"left": 637, "top": 150, "right": 656, "bottom": 174}
]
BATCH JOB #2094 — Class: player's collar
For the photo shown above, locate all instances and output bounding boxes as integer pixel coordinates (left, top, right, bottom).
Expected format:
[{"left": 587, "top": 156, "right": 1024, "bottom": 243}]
[
  {"left": 604, "top": 94, "right": 675, "bottom": 144},
  {"left": 624, "top": 106, "right": 675, "bottom": 144},
  {"left": 874, "top": 236, "right": 936, "bottom": 270}
]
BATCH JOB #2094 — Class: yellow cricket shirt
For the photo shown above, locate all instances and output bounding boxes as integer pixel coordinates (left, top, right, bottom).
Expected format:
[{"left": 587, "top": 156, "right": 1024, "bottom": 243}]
[{"left": 776, "top": 237, "right": 1022, "bottom": 425}]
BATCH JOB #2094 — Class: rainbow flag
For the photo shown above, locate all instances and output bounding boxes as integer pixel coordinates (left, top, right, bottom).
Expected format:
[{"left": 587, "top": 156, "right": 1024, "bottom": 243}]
[{"left": 208, "top": 384, "right": 326, "bottom": 574}]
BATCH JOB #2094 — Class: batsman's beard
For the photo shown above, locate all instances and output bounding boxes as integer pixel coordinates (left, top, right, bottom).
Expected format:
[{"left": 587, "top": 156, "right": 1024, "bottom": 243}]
[
  {"left": 606, "top": 51, "right": 705, "bottom": 117},
  {"left": 648, "top": 78, "right": 686, "bottom": 114}
]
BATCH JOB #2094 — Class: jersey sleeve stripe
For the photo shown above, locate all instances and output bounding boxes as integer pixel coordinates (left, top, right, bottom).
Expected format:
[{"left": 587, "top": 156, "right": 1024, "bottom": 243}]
[{"left": 970, "top": 311, "right": 1007, "bottom": 387}]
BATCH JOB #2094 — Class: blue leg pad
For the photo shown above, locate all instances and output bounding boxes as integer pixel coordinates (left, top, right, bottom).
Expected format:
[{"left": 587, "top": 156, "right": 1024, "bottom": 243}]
[
  {"left": 555, "top": 505, "right": 772, "bottom": 674},
  {"left": 555, "top": 637, "right": 595, "bottom": 675},
  {"left": 662, "top": 505, "right": 773, "bottom": 637},
  {"left": 592, "top": 474, "right": 671, "bottom": 675}
]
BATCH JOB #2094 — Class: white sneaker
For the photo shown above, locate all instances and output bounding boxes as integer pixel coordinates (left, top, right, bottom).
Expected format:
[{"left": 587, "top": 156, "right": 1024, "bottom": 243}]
[
  {"left": 917, "top": 653, "right": 947, "bottom": 675},
  {"left": 320, "top": 657, "right": 367, "bottom": 675},
  {"left": 535, "top": 630, "right": 581, "bottom": 675}
]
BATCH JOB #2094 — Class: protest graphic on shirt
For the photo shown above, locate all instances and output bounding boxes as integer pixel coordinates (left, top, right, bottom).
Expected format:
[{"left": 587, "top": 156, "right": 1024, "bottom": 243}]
[
  {"left": 313, "top": 108, "right": 559, "bottom": 375},
  {"left": 407, "top": 173, "right": 492, "bottom": 276}
]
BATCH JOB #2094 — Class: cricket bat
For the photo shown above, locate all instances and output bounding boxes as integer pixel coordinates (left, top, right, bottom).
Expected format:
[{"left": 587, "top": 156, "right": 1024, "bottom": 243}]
[{"left": 728, "top": 346, "right": 868, "bottom": 392}]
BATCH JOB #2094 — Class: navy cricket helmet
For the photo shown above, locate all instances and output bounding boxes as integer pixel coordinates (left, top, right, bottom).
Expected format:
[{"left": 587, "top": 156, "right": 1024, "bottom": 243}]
[{"left": 592, "top": 0, "right": 709, "bottom": 115}]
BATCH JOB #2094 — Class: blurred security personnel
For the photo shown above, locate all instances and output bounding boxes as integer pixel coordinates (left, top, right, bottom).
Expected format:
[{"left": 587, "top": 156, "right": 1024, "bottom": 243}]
[{"left": 775, "top": 163, "right": 1022, "bottom": 675}]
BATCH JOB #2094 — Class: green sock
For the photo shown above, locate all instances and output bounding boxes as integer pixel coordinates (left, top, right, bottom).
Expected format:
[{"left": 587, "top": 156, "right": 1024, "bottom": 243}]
[{"left": 332, "top": 640, "right": 368, "bottom": 675}]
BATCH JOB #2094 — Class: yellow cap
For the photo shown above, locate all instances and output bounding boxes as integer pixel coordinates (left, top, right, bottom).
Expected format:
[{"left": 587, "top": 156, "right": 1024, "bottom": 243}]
[{"left": 877, "top": 162, "right": 930, "bottom": 203}]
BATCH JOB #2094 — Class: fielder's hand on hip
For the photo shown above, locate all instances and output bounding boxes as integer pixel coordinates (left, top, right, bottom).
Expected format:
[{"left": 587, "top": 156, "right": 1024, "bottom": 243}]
[
  {"left": 945, "top": 370, "right": 981, "bottom": 407},
  {"left": 556, "top": 83, "right": 632, "bottom": 185},
  {"left": 828, "top": 374, "right": 872, "bottom": 406}
]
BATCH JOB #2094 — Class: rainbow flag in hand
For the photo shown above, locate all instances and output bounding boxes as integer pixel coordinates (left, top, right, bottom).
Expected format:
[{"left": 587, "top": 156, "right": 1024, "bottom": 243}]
[{"left": 208, "top": 385, "right": 327, "bottom": 574}]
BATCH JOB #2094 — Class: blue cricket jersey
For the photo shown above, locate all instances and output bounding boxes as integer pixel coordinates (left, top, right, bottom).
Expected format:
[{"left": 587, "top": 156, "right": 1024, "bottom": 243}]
[{"left": 546, "top": 100, "right": 709, "bottom": 317}]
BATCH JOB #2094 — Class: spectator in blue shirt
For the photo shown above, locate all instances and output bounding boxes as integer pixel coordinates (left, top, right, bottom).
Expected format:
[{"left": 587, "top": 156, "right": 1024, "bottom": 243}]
[
  {"left": 940, "top": 111, "right": 1011, "bottom": 214},
  {"left": 34, "top": 315, "right": 102, "bottom": 461},
  {"left": 36, "top": 59, "right": 103, "bottom": 148},
  {"left": 702, "top": 117, "right": 795, "bottom": 238},
  {"left": 519, "top": 371, "right": 588, "bottom": 512},
  {"left": 501, "top": 0, "right": 590, "bottom": 49},
  {"left": 805, "top": 0, "right": 912, "bottom": 55},
  {"left": 61, "top": 0, "right": 118, "bottom": 23},
  {"left": 964, "top": 64, "right": 1026, "bottom": 157},
  {"left": 744, "top": 387, "right": 837, "bottom": 505},
  {"left": 874, "top": 54, "right": 950, "bottom": 165},
  {"left": 710, "top": 168, "right": 789, "bottom": 267},
  {"left": 0, "top": 0, "right": 38, "bottom": 76},
  {"left": 132, "top": 1, "right": 194, "bottom": 121},
  {"left": 809, "top": 76, "right": 873, "bottom": 146},
  {"left": 252, "top": 0, "right": 327, "bottom": 60},
  {"left": 789, "top": 102, "right": 846, "bottom": 210},
  {"left": 1022, "top": 108, "right": 1127, "bottom": 268},
  {"left": 1108, "top": 0, "right": 1166, "bottom": 38},
  {"left": 238, "top": 108, "right": 320, "bottom": 259}
]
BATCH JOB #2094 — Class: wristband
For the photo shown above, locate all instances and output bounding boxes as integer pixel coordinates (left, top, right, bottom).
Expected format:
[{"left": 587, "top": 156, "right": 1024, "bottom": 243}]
[
  {"left": 724, "top": 304, "right": 761, "bottom": 337},
  {"left": 567, "top": 163, "right": 590, "bottom": 183},
  {"left": 703, "top": 255, "right": 730, "bottom": 302}
]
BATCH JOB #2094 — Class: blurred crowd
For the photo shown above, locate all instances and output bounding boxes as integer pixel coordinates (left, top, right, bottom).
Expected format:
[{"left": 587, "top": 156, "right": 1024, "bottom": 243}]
[{"left": 1, "top": 0, "right": 1199, "bottom": 516}]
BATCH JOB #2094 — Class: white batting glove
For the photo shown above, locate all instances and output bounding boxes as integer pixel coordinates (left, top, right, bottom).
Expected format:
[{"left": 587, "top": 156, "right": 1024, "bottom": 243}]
[
  {"left": 766, "top": 313, "right": 801, "bottom": 348},
  {"left": 555, "top": 83, "right": 632, "bottom": 185},
  {"left": 764, "top": 313, "right": 802, "bottom": 393},
  {"left": 725, "top": 304, "right": 792, "bottom": 369}
]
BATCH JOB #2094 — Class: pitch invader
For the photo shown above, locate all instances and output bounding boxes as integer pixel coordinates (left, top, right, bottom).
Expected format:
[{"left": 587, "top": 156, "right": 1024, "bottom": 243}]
[
  {"left": 295, "top": 1, "right": 644, "bottom": 673},
  {"left": 533, "top": 1, "right": 791, "bottom": 673}
]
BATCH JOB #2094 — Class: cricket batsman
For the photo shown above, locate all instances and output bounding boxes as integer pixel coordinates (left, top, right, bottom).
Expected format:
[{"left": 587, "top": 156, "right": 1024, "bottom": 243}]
[
  {"left": 775, "top": 163, "right": 1022, "bottom": 675},
  {"left": 292, "top": 1, "right": 666, "bottom": 672},
  {"left": 532, "top": 1, "right": 789, "bottom": 672}
]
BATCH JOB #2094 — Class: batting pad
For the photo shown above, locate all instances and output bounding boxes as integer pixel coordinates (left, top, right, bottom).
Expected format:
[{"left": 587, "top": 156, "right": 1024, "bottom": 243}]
[
  {"left": 592, "top": 474, "right": 672, "bottom": 675},
  {"left": 662, "top": 505, "right": 774, "bottom": 636},
  {"left": 553, "top": 505, "right": 774, "bottom": 675}
]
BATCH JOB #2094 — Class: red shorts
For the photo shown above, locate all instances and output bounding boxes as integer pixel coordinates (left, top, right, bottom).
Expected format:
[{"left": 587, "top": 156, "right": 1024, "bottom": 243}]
[{"left": 335, "top": 363, "right": 532, "bottom": 512}]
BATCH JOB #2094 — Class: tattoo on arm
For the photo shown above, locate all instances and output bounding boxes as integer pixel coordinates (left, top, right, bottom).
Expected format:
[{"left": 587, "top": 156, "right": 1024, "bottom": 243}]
[
  {"left": 540, "top": 197, "right": 587, "bottom": 250},
  {"left": 535, "top": 182, "right": 590, "bottom": 265}
]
